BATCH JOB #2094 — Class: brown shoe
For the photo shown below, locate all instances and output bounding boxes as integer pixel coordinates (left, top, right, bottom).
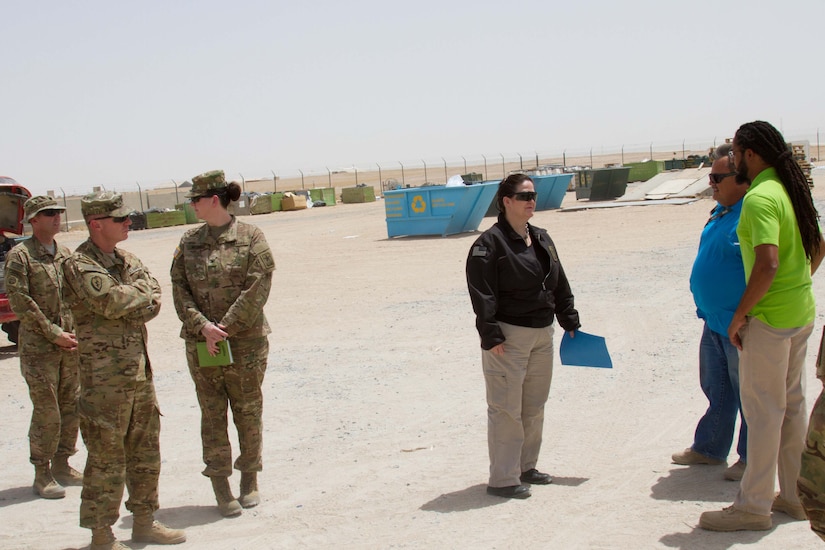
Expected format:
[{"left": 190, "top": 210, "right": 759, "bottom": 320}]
[
  {"left": 211, "top": 476, "right": 243, "bottom": 517},
  {"left": 699, "top": 505, "right": 771, "bottom": 531},
  {"left": 52, "top": 456, "right": 83, "bottom": 486},
  {"left": 90, "top": 526, "right": 129, "bottom": 550},
  {"left": 33, "top": 464, "right": 65, "bottom": 499},
  {"left": 723, "top": 460, "right": 746, "bottom": 481},
  {"left": 672, "top": 448, "right": 725, "bottom": 466},
  {"left": 132, "top": 515, "right": 186, "bottom": 545},
  {"left": 772, "top": 495, "right": 807, "bottom": 521},
  {"left": 239, "top": 472, "right": 260, "bottom": 508}
]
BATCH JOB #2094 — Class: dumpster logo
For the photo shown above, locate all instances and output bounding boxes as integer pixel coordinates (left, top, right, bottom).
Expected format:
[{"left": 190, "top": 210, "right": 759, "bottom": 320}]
[{"left": 411, "top": 195, "right": 427, "bottom": 213}]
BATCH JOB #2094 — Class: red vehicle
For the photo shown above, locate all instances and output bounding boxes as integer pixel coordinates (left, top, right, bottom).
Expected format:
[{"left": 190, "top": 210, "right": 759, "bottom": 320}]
[{"left": 0, "top": 176, "right": 32, "bottom": 344}]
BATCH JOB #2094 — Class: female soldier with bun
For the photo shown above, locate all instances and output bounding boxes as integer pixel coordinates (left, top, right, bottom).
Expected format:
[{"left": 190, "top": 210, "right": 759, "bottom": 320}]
[{"left": 171, "top": 170, "right": 275, "bottom": 517}]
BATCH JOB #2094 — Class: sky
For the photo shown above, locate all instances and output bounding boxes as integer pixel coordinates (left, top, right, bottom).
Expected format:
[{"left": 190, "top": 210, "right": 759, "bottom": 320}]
[{"left": 3, "top": 1, "right": 824, "bottom": 196}]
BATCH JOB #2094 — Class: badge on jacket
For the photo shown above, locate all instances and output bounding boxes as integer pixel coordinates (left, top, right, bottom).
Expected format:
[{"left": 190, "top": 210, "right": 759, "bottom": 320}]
[{"left": 472, "top": 245, "right": 488, "bottom": 257}]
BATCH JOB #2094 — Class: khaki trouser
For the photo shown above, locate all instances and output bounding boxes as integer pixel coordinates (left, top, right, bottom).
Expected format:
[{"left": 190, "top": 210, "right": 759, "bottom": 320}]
[
  {"left": 186, "top": 337, "right": 268, "bottom": 478},
  {"left": 482, "top": 322, "right": 554, "bottom": 487},
  {"left": 799, "top": 326, "right": 825, "bottom": 540},
  {"left": 79, "top": 379, "right": 160, "bottom": 529},
  {"left": 734, "top": 317, "right": 812, "bottom": 515},
  {"left": 21, "top": 350, "right": 79, "bottom": 465}
]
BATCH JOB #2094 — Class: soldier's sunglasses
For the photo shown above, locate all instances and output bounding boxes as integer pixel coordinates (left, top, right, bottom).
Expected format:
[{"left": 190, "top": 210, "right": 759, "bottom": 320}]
[
  {"left": 39, "top": 210, "right": 61, "bottom": 217},
  {"left": 95, "top": 215, "right": 130, "bottom": 223},
  {"left": 512, "top": 191, "right": 537, "bottom": 201}
]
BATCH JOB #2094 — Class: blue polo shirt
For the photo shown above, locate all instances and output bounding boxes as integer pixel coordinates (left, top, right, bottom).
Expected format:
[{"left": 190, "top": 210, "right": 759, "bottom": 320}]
[{"left": 689, "top": 199, "right": 746, "bottom": 336}]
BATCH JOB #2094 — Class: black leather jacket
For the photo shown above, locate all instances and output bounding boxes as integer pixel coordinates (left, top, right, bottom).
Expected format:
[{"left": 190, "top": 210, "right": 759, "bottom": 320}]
[{"left": 466, "top": 214, "right": 580, "bottom": 350}]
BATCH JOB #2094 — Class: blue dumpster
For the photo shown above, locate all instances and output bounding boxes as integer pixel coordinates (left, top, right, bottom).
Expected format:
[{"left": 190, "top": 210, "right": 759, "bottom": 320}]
[
  {"left": 532, "top": 173, "right": 574, "bottom": 210},
  {"left": 484, "top": 173, "right": 573, "bottom": 216},
  {"left": 384, "top": 182, "right": 498, "bottom": 238}
]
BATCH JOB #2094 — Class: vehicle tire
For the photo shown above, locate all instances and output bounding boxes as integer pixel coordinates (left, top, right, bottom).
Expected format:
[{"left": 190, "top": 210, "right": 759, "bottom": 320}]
[{"left": 3, "top": 321, "right": 19, "bottom": 345}]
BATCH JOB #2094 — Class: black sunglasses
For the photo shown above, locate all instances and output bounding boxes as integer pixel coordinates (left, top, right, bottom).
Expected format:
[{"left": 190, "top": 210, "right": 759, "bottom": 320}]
[
  {"left": 190, "top": 194, "right": 215, "bottom": 204},
  {"left": 512, "top": 191, "right": 537, "bottom": 201},
  {"left": 709, "top": 172, "right": 736, "bottom": 184},
  {"left": 95, "top": 215, "right": 130, "bottom": 223},
  {"left": 39, "top": 210, "right": 62, "bottom": 217}
]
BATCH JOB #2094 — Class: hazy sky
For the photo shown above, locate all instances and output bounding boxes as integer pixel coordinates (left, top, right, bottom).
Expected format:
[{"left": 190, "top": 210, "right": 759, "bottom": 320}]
[{"left": 3, "top": 1, "right": 824, "bottom": 195}]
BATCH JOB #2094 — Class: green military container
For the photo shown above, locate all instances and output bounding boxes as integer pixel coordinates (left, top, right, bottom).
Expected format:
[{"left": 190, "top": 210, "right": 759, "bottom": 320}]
[
  {"left": 176, "top": 202, "right": 199, "bottom": 224},
  {"left": 575, "top": 167, "right": 630, "bottom": 201},
  {"left": 341, "top": 186, "right": 376, "bottom": 203},
  {"left": 145, "top": 210, "right": 186, "bottom": 229},
  {"left": 270, "top": 192, "right": 284, "bottom": 212},
  {"left": 309, "top": 187, "right": 336, "bottom": 205},
  {"left": 249, "top": 194, "right": 273, "bottom": 215},
  {"left": 625, "top": 160, "right": 663, "bottom": 182}
]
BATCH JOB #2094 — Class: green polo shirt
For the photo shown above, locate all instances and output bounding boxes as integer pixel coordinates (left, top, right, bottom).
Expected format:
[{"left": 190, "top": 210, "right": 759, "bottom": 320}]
[{"left": 737, "top": 167, "right": 815, "bottom": 328}]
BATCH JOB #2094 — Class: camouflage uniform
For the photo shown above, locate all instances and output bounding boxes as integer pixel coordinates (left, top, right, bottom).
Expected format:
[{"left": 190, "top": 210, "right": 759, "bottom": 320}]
[
  {"left": 171, "top": 173, "right": 274, "bottom": 478},
  {"left": 5, "top": 235, "right": 79, "bottom": 467},
  {"left": 63, "top": 236, "right": 163, "bottom": 529},
  {"left": 799, "top": 327, "right": 825, "bottom": 540}
]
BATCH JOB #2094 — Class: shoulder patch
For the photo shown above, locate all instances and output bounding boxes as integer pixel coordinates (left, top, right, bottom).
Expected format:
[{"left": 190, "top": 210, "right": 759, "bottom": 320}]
[
  {"left": 251, "top": 241, "right": 275, "bottom": 271},
  {"left": 83, "top": 271, "right": 113, "bottom": 297},
  {"left": 472, "top": 245, "right": 488, "bottom": 257}
]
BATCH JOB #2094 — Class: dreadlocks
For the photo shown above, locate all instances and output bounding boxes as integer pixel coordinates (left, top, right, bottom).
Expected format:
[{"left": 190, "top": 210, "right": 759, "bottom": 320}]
[{"left": 734, "top": 120, "right": 821, "bottom": 260}]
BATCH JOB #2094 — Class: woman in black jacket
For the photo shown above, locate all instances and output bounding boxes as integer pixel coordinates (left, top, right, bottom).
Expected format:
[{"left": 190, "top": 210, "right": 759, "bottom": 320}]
[{"left": 466, "top": 173, "right": 580, "bottom": 499}]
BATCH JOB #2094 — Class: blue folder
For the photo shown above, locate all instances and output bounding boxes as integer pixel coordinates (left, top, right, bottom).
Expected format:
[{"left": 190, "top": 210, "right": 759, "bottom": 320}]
[{"left": 560, "top": 330, "right": 613, "bottom": 369}]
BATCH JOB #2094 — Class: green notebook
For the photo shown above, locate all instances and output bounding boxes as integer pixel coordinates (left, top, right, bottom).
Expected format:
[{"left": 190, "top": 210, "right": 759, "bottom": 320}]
[{"left": 197, "top": 340, "right": 234, "bottom": 367}]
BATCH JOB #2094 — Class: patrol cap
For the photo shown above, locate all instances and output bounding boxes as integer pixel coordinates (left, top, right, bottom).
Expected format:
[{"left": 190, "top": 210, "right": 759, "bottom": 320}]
[
  {"left": 80, "top": 191, "right": 133, "bottom": 218},
  {"left": 24, "top": 195, "right": 66, "bottom": 222},
  {"left": 187, "top": 170, "right": 227, "bottom": 198}
]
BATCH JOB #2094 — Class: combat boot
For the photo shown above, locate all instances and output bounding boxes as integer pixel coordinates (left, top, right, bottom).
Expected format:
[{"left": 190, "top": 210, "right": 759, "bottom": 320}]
[
  {"left": 132, "top": 514, "right": 186, "bottom": 545},
  {"left": 90, "top": 526, "right": 129, "bottom": 550},
  {"left": 52, "top": 455, "right": 83, "bottom": 486},
  {"left": 33, "top": 463, "right": 65, "bottom": 499},
  {"left": 239, "top": 471, "right": 260, "bottom": 508},
  {"left": 211, "top": 476, "right": 242, "bottom": 517}
]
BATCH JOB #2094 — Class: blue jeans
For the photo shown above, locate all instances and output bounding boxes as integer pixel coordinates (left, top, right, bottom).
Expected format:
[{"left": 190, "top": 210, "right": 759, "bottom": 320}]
[{"left": 692, "top": 322, "right": 747, "bottom": 463}]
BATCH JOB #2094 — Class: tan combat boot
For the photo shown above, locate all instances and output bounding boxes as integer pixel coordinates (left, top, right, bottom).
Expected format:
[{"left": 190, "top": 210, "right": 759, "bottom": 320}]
[
  {"left": 33, "top": 463, "right": 65, "bottom": 499},
  {"left": 211, "top": 476, "right": 242, "bottom": 517},
  {"left": 239, "top": 471, "right": 260, "bottom": 508},
  {"left": 52, "top": 455, "right": 83, "bottom": 486},
  {"left": 132, "top": 514, "right": 186, "bottom": 545},
  {"left": 90, "top": 526, "right": 129, "bottom": 550}
]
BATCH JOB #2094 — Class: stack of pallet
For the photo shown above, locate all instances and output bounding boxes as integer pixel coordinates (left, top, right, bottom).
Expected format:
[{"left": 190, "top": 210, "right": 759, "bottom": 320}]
[{"left": 792, "top": 143, "right": 814, "bottom": 187}]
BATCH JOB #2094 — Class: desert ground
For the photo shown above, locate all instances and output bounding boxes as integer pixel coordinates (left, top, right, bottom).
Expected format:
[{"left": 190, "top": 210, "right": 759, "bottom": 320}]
[{"left": 2, "top": 171, "right": 825, "bottom": 549}]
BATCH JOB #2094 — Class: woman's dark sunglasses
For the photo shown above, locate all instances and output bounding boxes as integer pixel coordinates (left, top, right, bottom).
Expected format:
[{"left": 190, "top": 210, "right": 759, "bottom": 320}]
[
  {"left": 96, "top": 215, "right": 130, "bottom": 223},
  {"left": 512, "top": 191, "right": 537, "bottom": 201},
  {"left": 709, "top": 172, "right": 736, "bottom": 184},
  {"left": 190, "top": 194, "right": 216, "bottom": 204},
  {"left": 39, "top": 210, "right": 62, "bottom": 217}
]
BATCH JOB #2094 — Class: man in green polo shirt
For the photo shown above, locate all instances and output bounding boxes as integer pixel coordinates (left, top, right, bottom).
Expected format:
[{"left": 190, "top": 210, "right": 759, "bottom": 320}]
[{"left": 700, "top": 121, "right": 825, "bottom": 532}]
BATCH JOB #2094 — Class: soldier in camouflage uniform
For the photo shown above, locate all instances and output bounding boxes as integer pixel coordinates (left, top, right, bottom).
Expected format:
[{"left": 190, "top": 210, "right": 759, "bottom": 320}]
[
  {"left": 170, "top": 170, "right": 274, "bottom": 517},
  {"left": 5, "top": 196, "right": 82, "bottom": 499},
  {"left": 799, "top": 328, "right": 825, "bottom": 541},
  {"left": 63, "top": 192, "right": 185, "bottom": 550}
]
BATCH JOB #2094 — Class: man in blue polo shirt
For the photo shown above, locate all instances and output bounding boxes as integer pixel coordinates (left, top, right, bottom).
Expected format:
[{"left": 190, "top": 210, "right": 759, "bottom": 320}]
[{"left": 672, "top": 144, "right": 749, "bottom": 480}]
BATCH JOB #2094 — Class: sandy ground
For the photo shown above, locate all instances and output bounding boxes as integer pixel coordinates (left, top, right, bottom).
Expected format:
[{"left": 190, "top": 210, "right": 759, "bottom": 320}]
[{"left": 3, "top": 173, "right": 825, "bottom": 549}]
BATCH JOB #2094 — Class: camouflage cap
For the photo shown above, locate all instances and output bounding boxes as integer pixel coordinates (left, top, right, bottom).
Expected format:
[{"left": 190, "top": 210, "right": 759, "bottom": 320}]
[
  {"left": 187, "top": 170, "right": 227, "bottom": 198},
  {"left": 24, "top": 195, "right": 66, "bottom": 222},
  {"left": 80, "top": 191, "right": 133, "bottom": 218}
]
